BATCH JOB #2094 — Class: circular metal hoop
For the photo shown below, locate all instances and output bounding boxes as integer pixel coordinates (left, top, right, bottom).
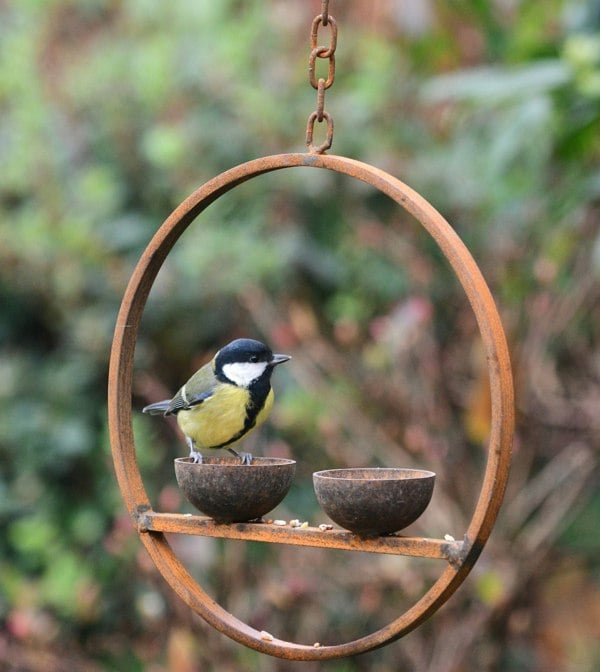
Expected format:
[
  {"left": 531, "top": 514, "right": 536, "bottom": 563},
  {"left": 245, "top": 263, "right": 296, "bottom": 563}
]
[{"left": 108, "top": 153, "right": 513, "bottom": 660}]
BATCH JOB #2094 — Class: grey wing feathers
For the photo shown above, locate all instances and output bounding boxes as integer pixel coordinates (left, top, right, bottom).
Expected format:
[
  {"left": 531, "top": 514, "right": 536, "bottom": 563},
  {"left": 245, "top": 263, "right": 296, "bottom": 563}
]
[
  {"left": 142, "top": 389, "right": 214, "bottom": 416},
  {"left": 142, "top": 400, "right": 172, "bottom": 415},
  {"left": 166, "top": 389, "right": 213, "bottom": 414},
  {"left": 142, "top": 363, "right": 217, "bottom": 416}
]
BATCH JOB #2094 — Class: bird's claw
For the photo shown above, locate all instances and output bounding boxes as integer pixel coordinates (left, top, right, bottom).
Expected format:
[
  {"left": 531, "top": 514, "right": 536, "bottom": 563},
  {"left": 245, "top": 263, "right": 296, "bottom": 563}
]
[
  {"left": 228, "top": 448, "right": 253, "bottom": 465},
  {"left": 185, "top": 437, "right": 203, "bottom": 463}
]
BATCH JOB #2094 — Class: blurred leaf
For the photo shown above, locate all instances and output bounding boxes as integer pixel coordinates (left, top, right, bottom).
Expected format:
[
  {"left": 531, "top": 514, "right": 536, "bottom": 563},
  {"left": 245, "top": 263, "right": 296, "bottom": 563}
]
[
  {"left": 421, "top": 60, "right": 572, "bottom": 104},
  {"left": 475, "top": 570, "right": 506, "bottom": 607},
  {"left": 42, "top": 549, "right": 93, "bottom": 617},
  {"left": 8, "top": 515, "right": 57, "bottom": 557}
]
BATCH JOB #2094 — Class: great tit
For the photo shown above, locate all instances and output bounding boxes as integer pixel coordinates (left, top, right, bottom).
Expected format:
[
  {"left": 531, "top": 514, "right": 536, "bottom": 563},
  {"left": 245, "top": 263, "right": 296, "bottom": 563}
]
[{"left": 142, "top": 338, "right": 291, "bottom": 464}]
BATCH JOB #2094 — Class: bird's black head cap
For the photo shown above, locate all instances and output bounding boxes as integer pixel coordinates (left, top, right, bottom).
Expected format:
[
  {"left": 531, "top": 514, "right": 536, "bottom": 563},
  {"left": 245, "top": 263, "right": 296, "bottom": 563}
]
[{"left": 215, "top": 338, "right": 273, "bottom": 369}]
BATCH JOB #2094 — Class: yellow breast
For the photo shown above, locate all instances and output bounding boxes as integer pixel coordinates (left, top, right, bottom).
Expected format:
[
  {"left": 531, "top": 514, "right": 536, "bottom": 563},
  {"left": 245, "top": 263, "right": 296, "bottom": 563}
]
[{"left": 176, "top": 385, "right": 274, "bottom": 450}]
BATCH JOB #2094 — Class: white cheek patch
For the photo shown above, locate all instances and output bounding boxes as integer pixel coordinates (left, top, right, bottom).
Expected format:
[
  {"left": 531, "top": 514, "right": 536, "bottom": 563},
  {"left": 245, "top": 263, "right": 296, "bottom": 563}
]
[{"left": 222, "top": 361, "right": 269, "bottom": 387}]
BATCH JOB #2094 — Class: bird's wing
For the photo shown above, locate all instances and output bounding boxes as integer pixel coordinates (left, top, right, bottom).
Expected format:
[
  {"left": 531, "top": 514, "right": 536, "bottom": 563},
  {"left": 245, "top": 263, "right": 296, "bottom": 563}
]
[
  {"left": 165, "top": 365, "right": 218, "bottom": 415},
  {"left": 165, "top": 388, "right": 213, "bottom": 415},
  {"left": 142, "top": 400, "right": 171, "bottom": 415}
]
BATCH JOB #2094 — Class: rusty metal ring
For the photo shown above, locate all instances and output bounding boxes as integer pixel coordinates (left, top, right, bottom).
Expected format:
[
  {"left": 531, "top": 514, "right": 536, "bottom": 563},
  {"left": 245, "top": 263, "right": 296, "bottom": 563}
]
[
  {"left": 310, "top": 13, "right": 337, "bottom": 57},
  {"left": 306, "top": 111, "right": 334, "bottom": 154},
  {"left": 308, "top": 46, "right": 335, "bottom": 89},
  {"left": 108, "top": 153, "right": 513, "bottom": 660}
]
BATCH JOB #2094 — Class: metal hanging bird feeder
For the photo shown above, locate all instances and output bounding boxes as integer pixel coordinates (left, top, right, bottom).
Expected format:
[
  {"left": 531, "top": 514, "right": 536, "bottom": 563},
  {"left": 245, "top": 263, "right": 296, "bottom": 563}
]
[{"left": 108, "top": 2, "right": 513, "bottom": 662}]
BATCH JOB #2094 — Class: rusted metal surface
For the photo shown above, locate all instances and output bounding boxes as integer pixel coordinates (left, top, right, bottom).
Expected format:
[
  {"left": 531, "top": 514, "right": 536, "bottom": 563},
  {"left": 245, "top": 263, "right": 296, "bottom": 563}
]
[
  {"left": 313, "top": 468, "right": 435, "bottom": 537},
  {"left": 305, "top": 110, "right": 334, "bottom": 155},
  {"left": 309, "top": 42, "right": 336, "bottom": 89},
  {"left": 135, "top": 510, "right": 461, "bottom": 560},
  {"left": 108, "top": 152, "right": 514, "bottom": 660},
  {"left": 174, "top": 456, "right": 295, "bottom": 523},
  {"left": 306, "top": 8, "right": 337, "bottom": 153},
  {"left": 320, "top": 0, "right": 330, "bottom": 27}
]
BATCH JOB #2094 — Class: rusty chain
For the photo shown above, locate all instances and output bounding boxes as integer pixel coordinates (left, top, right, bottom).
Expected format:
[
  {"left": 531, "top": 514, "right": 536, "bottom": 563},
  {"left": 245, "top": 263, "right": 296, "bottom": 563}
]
[{"left": 305, "top": 0, "right": 336, "bottom": 154}]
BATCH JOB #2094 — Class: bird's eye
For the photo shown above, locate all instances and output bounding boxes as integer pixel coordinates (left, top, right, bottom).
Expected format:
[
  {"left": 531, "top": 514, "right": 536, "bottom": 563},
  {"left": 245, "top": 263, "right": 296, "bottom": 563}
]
[{"left": 249, "top": 355, "right": 259, "bottom": 363}]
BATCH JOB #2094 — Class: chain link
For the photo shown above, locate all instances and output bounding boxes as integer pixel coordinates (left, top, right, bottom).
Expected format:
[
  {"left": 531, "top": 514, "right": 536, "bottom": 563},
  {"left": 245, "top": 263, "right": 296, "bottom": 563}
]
[
  {"left": 321, "top": 0, "right": 329, "bottom": 26},
  {"left": 305, "top": 2, "right": 336, "bottom": 154}
]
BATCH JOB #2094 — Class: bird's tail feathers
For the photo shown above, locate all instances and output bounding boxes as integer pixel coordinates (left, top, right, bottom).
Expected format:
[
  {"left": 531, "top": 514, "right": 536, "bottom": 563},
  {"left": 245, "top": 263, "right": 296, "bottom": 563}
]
[{"left": 142, "top": 400, "right": 171, "bottom": 415}]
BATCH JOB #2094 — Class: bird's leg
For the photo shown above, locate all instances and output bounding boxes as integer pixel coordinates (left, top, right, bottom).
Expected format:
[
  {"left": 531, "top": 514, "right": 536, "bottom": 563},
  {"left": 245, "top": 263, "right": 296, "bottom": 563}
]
[
  {"left": 227, "top": 447, "right": 253, "bottom": 465},
  {"left": 186, "top": 436, "right": 203, "bottom": 464}
]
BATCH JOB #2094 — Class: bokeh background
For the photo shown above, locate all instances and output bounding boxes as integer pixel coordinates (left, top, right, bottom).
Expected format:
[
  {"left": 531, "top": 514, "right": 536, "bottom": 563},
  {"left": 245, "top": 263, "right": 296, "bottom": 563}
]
[{"left": 1, "top": 1, "right": 599, "bottom": 670}]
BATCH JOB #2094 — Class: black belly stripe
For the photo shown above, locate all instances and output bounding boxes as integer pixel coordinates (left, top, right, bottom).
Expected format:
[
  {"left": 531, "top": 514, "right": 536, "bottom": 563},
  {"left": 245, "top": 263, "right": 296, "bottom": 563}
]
[
  {"left": 212, "top": 426, "right": 251, "bottom": 449},
  {"left": 212, "top": 375, "right": 271, "bottom": 449}
]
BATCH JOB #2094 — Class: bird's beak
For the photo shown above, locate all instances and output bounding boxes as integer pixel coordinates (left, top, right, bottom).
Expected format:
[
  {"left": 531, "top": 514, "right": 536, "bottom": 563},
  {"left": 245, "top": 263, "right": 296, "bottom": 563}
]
[{"left": 270, "top": 353, "right": 291, "bottom": 366}]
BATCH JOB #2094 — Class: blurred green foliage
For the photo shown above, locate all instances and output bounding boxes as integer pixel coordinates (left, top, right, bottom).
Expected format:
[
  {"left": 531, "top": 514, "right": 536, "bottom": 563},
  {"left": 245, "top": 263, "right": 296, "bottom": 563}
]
[{"left": 1, "top": 1, "right": 599, "bottom": 671}]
